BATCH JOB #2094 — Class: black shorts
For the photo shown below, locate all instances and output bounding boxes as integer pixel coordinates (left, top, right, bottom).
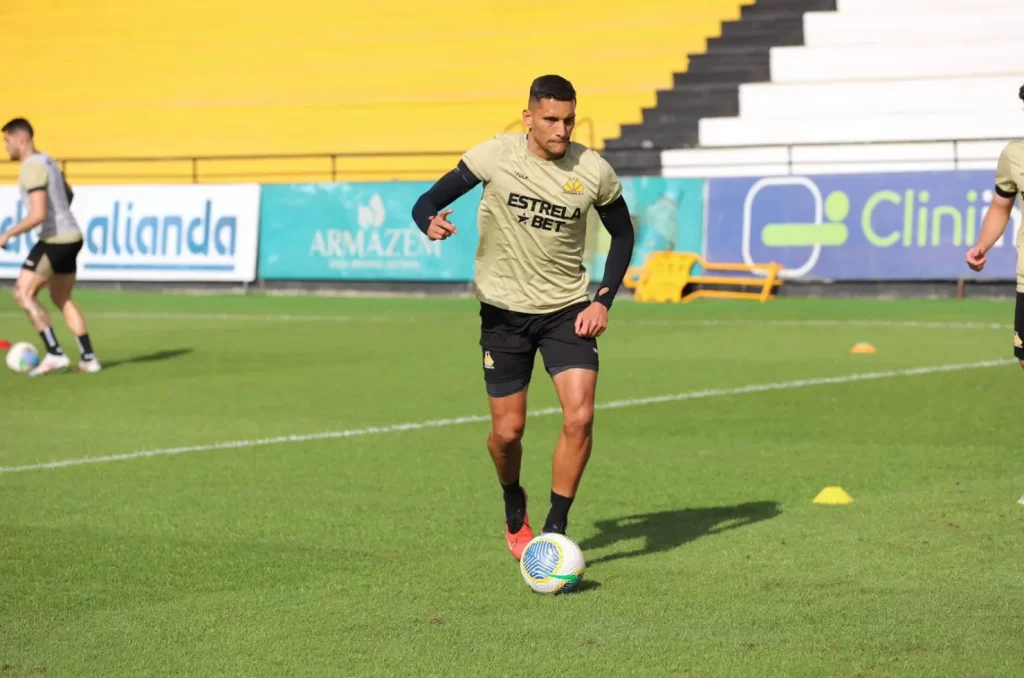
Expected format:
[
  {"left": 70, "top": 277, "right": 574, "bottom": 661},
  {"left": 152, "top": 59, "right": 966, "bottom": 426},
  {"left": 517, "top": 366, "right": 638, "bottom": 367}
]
[
  {"left": 479, "top": 300, "right": 599, "bottom": 398},
  {"left": 22, "top": 239, "right": 83, "bottom": 277},
  {"left": 1015, "top": 292, "right": 1024, "bottom": 360}
]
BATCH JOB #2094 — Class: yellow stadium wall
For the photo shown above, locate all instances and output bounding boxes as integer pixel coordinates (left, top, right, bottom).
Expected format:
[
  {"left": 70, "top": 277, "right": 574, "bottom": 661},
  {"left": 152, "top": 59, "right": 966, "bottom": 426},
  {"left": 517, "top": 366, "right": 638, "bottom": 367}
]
[{"left": 0, "top": 0, "right": 753, "bottom": 184}]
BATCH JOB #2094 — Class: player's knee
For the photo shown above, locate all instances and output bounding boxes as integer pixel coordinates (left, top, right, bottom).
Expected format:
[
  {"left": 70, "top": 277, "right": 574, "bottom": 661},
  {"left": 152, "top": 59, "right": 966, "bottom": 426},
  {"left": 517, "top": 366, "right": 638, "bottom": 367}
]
[
  {"left": 561, "top": 405, "right": 594, "bottom": 440},
  {"left": 490, "top": 415, "right": 526, "bottom": 447},
  {"left": 1018, "top": 359, "right": 1024, "bottom": 371},
  {"left": 12, "top": 284, "right": 30, "bottom": 309}
]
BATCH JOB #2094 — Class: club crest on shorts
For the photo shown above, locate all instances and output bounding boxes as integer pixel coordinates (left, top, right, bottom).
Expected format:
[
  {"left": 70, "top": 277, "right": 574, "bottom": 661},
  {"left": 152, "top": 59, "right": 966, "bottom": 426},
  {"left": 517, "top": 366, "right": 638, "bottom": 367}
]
[
  {"left": 1015, "top": 332, "right": 1022, "bottom": 349},
  {"left": 483, "top": 351, "right": 495, "bottom": 369}
]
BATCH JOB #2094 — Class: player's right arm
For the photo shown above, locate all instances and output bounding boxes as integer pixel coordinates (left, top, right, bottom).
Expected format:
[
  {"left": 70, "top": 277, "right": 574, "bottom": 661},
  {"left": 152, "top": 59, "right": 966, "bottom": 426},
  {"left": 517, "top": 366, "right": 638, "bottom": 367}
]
[
  {"left": 412, "top": 138, "right": 501, "bottom": 241},
  {"left": 967, "top": 144, "right": 1019, "bottom": 271},
  {"left": 412, "top": 160, "right": 481, "bottom": 241},
  {"left": 0, "top": 161, "right": 48, "bottom": 250}
]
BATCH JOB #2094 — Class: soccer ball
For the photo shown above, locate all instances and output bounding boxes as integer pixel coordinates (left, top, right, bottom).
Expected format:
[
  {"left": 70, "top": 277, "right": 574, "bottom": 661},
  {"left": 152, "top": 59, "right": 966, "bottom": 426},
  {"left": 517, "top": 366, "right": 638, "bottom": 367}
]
[
  {"left": 6, "top": 341, "right": 40, "bottom": 373},
  {"left": 519, "top": 532, "right": 586, "bottom": 595}
]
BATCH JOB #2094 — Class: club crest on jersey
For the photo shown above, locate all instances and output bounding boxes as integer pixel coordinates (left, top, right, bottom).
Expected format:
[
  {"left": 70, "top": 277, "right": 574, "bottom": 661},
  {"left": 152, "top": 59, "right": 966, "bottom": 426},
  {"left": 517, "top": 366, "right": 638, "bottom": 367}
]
[{"left": 562, "top": 178, "right": 585, "bottom": 195}]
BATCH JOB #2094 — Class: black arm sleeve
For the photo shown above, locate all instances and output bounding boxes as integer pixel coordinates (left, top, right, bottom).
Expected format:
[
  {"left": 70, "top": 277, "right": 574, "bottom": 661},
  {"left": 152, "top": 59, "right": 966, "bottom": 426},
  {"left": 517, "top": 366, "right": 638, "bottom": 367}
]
[
  {"left": 593, "top": 196, "right": 635, "bottom": 309},
  {"left": 411, "top": 160, "right": 481, "bottom": 234}
]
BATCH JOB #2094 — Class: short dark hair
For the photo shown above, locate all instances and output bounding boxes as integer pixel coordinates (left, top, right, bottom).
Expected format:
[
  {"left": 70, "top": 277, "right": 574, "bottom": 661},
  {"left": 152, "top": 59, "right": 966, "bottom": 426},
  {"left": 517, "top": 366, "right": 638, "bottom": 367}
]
[
  {"left": 529, "top": 75, "right": 576, "bottom": 104},
  {"left": 1019, "top": 83, "right": 1024, "bottom": 105},
  {"left": 2, "top": 118, "right": 33, "bottom": 137}
]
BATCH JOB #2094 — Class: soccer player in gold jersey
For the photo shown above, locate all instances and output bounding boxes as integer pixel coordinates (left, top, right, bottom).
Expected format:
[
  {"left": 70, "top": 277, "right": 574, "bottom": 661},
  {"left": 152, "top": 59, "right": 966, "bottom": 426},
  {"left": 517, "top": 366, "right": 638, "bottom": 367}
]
[{"left": 413, "top": 75, "right": 635, "bottom": 559}]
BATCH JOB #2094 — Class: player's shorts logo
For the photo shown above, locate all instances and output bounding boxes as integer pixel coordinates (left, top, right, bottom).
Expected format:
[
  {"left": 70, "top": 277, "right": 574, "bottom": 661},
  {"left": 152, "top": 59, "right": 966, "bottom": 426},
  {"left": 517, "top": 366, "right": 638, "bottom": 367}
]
[
  {"left": 484, "top": 351, "right": 495, "bottom": 369},
  {"left": 743, "top": 177, "right": 851, "bottom": 279},
  {"left": 1014, "top": 332, "right": 1022, "bottom": 349},
  {"left": 562, "top": 178, "right": 585, "bottom": 195}
]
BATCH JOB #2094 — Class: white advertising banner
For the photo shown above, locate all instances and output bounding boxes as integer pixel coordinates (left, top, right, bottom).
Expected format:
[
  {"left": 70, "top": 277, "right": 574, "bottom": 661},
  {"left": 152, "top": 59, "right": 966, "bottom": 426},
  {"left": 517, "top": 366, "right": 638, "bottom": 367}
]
[{"left": 0, "top": 184, "right": 260, "bottom": 282}]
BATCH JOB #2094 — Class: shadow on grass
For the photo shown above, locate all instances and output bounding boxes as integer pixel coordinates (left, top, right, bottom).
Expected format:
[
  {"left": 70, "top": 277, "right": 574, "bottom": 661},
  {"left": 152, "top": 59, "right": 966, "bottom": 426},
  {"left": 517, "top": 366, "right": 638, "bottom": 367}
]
[
  {"left": 579, "top": 501, "right": 782, "bottom": 566},
  {"left": 103, "top": 348, "right": 194, "bottom": 370}
]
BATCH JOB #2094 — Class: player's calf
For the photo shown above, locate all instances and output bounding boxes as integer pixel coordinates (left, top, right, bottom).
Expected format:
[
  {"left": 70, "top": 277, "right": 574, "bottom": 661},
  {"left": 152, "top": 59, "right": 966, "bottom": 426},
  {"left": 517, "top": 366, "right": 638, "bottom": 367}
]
[
  {"left": 545, "top": 368, "right": 598, "bottom": 535},
  {"left": 49, "top": 278, "right": 99, "bottom": 370},
  {"left": 12, "top": 281, "right": 46, "bottom": 326},
  {"left": 545, "top": 405, "right": 594, "bottom": 535}
]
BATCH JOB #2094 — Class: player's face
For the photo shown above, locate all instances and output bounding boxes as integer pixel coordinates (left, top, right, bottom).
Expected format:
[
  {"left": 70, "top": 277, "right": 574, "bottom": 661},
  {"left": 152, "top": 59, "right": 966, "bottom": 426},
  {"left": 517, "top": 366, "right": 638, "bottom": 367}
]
[
  {"left": 3, "top": 131, "right": 20, "bottom": 161},
  {"left": 525, "top": 98, "right": 576, "bottom": 159},
  {"left": 3, "top": 130, "right": 28, "bottom": 161}
]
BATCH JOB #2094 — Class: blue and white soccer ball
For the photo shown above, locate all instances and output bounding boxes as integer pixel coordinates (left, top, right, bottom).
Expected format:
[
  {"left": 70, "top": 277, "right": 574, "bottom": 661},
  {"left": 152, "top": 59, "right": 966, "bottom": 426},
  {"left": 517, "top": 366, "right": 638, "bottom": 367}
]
[
  {"left": 6, "top": 341, "right": 40, "bottom": 374},
  {"left": 520, "top": 532, "right": 586, "bottom": 595}
]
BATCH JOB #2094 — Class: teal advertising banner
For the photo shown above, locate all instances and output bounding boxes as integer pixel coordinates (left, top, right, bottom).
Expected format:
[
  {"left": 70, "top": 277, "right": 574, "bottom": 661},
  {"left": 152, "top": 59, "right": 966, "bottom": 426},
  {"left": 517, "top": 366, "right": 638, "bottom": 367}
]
[
  {"left": 258, "top": 182, "right": 481, "bottom": 281},
  {"left": 584, "top": 177, "right": 705, "bottom": 280},
  {"left": 258, "top": 177, "right": 706, "bottom": 282}
]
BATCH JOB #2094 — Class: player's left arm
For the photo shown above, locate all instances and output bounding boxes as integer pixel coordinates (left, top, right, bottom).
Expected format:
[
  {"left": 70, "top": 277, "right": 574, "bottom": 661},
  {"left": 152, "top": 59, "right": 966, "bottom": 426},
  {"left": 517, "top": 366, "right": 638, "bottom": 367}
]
[
  {"left": 575, "top": 160, "right": 634, "bottom": 338},
  {"left": 0, "top": 189, "right": 46, "bottom": 249}
]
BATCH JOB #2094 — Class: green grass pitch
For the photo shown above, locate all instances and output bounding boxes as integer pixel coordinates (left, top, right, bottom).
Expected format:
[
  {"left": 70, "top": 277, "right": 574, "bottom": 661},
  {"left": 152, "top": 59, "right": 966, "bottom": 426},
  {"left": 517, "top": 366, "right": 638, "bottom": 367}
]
[{"left": 1, "top": 290, "right": 1022, "bottom": 677}]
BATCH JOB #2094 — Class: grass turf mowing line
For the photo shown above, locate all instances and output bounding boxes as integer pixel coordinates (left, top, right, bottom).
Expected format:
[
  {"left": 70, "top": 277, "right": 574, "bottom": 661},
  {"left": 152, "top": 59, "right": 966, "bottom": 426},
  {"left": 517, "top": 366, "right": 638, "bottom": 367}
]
[{"left": 0, "top": 358, "right": 1011, "bottom": 475}]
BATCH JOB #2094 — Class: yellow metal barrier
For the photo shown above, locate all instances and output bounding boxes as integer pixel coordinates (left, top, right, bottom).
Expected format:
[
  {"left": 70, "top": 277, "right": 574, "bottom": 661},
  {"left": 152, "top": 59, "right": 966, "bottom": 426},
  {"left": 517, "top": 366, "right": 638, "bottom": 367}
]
[{"left": 622, "top": 252, "right": 783, "bottom": 303}]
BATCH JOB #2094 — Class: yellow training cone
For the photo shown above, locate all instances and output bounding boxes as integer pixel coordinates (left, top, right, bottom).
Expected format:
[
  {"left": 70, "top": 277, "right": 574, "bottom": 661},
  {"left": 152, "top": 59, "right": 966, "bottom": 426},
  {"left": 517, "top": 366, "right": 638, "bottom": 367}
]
[
  {"left": 813, "top": 486, "right": 854, "bottom": 505},
  {"left": 850, "top": 342, "right": 876, "bottom": 355}
]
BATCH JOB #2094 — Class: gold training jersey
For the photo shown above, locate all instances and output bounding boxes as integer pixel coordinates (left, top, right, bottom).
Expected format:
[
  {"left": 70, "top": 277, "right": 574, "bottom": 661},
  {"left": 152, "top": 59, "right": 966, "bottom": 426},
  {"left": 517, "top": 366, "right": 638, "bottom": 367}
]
[
  {"left": 18, "top": 152, "right": 82, "bottom": 244},
  {"left": 461, "top": 132, "right": 623, "bottom": 314},
  {"left": 995, "top": 141, "right": 1024, "bottom": 291}
]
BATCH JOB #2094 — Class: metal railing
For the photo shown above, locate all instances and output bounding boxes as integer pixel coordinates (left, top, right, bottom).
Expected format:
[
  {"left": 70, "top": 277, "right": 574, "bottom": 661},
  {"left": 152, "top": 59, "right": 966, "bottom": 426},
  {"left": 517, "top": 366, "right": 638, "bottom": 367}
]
[
  {"left": 0, "top": 132, "right": 1010, "bottom": 184},
  {"left": 658, "top": 137, "right": 1016, "bottom": 174},
  {"left": 0, "top": 117, "right": 601, "bottom": 184}
]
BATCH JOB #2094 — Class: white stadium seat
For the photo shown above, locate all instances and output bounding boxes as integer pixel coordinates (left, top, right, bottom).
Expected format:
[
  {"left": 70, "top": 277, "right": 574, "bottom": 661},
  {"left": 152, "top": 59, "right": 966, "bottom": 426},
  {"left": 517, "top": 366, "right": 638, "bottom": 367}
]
[
  {"left": 661, "top": 0, "right": 1024, "bottom": 177},
  {"left": 770, "top": 43, "right": 1024, "bottom": 84},
  {"left": 803, "top": 11, "right": 1024, "bottom": 47},
  {"left": 738, "top": 78, "right": 1023, "bottom": 119}
]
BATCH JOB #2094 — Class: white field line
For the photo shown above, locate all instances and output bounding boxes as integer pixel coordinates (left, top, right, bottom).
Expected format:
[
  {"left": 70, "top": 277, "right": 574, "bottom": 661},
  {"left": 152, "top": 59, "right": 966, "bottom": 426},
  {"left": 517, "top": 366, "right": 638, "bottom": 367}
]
[
  {"left": 636, "top": 318, "right": 1012, "bottom": 330},
  {"left": 0, "top": 311, "right": 365, "bottom": 323},
  {"left": 0, "top": 358, "right": 1012, "bottom": 476},
  {"left": 0, "top": 310, "right": 1012, "bottom": 330}
]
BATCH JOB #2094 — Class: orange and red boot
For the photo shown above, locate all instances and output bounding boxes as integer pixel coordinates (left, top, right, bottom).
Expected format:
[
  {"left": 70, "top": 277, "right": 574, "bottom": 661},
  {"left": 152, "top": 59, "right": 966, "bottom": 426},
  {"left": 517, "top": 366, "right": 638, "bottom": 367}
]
[{"left": 505, "top": 490, "right": 534, "bottom": 560}]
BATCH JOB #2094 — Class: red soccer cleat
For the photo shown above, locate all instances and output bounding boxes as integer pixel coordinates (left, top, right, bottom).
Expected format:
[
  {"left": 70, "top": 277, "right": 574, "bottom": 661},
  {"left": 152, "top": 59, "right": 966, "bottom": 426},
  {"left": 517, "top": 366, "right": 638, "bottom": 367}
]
[
  {"left": 0, "top": 339, "right": 10, "bottom": 350},
  {"left": 505, "top": 490, "right": 534, "bottom": 561}
]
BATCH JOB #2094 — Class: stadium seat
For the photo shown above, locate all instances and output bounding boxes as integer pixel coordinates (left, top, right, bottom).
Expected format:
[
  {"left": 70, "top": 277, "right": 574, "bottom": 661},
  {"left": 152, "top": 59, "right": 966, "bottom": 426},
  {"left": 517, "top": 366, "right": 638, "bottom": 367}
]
[
  {"left": 0, "top": 0, "right": 752, "bottom": 184},
  {"left": 645, "top": 0, "right": 1023, "bottom": 177}
]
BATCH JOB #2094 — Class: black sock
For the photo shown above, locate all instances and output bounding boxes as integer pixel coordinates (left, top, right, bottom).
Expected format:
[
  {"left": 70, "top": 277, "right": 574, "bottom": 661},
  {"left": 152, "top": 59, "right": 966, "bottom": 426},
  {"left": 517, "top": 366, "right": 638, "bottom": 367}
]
[
  {"left": 75, "top": 334, "right": 95, "bottom": 361},
  {"left": 502, "top": 478, "right": 526, "bottom": 534},
  {"left": 543, "top": 491, "right": 574, "bottom": 534},
  {"left": 39, "top": 328, "right": 63, "bottom": 356}
]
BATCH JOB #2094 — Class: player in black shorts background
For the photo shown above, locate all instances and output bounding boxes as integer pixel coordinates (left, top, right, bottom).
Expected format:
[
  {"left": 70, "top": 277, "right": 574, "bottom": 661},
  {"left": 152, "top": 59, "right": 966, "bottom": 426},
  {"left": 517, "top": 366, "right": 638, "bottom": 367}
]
[
  {"left": 965, "top": 85, "right": 1024, "bottom": 367},
  {"left": 412, "top": 75, "right": 635, "bottom": 559},
  {"left": 1, "top": 118, "right": 100, "bottom": 375}
]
